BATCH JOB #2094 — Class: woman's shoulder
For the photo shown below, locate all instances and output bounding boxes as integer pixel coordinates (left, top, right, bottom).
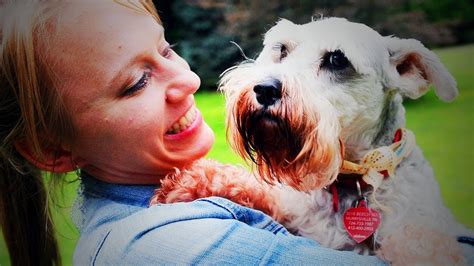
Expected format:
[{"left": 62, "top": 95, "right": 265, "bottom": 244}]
[
  {"left": 73, "top": 194, "right": 288, "bottom": 264},
  {"left": 91, "top": 195, "right": 286, "bottom": 232},
  {"left": 76, "top": 174, "right": 288, "bottom": 235}
]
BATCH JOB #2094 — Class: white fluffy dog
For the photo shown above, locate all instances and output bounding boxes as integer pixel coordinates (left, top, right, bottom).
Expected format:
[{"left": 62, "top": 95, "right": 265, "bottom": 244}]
[{"left": 152, "top": 17, "right": 472, "bottom": 265}]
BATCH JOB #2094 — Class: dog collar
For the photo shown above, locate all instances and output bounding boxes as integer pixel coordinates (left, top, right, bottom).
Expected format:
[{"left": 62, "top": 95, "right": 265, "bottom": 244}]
[{"left": 330, "top": 128, "right": 416, "bottom": 212}]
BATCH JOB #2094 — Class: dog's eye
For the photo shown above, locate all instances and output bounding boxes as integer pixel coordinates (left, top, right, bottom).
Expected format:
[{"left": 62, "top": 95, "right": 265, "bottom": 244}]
[
  {"left": 280, "top": 45, "right": 288, "bottom": 60},
  {"left": 273, "top": 43, "right": 288, "bottom": 61},
  {"left": 322, "top": 50, "right": 350, "bottom": 70}
]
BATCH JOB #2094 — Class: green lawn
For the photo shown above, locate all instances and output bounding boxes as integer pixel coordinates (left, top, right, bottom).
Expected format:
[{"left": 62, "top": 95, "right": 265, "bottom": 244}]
[{"left": 1, "top": 44, "right": 473, "bottom": 265}]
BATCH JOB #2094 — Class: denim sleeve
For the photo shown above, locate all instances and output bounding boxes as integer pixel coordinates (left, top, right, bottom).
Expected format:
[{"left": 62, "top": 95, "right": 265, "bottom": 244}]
[{"left": 90, "top": 198, "right": 386, "bottom": 265}]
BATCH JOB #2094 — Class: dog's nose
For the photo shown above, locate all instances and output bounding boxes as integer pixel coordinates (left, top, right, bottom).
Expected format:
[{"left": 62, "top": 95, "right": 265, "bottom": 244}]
[{"left": 253, "top": 79, "right": 282, "bottom": 106}]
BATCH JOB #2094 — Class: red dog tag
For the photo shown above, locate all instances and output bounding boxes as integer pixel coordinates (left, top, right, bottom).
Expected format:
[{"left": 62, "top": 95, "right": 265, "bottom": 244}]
[{"left": 343, "top": 199, "right": 381, "bottom": 243}]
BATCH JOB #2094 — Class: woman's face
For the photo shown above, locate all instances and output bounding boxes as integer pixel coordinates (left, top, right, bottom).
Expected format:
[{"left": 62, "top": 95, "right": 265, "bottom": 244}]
[{"left": 49, "top": 2, "right": 214, "bottom": 183}]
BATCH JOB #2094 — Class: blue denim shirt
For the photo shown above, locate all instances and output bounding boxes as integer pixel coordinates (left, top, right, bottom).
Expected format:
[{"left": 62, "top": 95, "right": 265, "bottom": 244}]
[{"left": 72, "top": 175, "right": 472, "bottom": 265}]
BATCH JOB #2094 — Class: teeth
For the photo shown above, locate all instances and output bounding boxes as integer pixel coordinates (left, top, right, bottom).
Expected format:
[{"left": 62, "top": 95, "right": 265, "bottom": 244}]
[
  {"left": 167, "top": 108, "right": 197, "bottom": 135},
  {"left": 185, "top": 111, "right": 193, "bottom": 120}
]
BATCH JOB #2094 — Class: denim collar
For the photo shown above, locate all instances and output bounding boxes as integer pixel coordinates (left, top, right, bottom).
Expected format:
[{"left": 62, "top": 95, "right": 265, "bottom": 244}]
[{"left": 80, "top": 171, "right": 156, "bottom": 208}]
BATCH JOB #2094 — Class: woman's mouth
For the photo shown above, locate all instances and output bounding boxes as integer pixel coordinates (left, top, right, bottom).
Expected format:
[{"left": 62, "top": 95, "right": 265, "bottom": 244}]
[{"left": 166, "top": 107, "right": 198, "bottom": 135}]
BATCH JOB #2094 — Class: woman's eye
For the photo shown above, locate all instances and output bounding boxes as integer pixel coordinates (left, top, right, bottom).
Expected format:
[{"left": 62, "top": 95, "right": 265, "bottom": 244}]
[
  {"left": 122, "top": 72, "right": 151, "bottom": 97},
  {"left": 321, "top": 50, "right": 350, "bottom": 71}
]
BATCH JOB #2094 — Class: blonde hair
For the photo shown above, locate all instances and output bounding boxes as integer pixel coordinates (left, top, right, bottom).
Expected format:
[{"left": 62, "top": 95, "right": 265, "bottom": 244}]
[{"left": 0, "top": 1, "right": 160, "bottom": 265}]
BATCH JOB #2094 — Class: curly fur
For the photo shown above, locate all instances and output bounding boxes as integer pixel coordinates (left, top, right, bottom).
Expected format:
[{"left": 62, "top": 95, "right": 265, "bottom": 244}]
[{"left": 150, "top": 159, "right": 287, "bottom": 223}]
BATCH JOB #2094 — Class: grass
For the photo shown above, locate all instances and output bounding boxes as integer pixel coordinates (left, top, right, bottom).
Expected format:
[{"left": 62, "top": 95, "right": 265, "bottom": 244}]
[{"left": 1, "top": 44, "right": 473, "bottom": 265}]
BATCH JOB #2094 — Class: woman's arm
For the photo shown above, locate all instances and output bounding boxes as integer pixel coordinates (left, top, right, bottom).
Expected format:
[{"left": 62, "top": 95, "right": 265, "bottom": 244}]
[{"left": 75, "top": 197, "right": 386, "bottom": 265}]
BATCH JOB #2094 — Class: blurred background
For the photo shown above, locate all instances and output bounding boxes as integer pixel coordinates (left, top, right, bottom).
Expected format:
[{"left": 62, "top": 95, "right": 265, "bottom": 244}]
[
  {"left": 0, "top": 1, "right": 473, "bottom": 265},
  {"left": 156, "top": 0, "right": 473, "bottom": 90}
]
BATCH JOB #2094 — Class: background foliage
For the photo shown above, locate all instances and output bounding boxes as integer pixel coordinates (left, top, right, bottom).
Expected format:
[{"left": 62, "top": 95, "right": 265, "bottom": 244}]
[{"left": 155, "top": 0, "right": 474, "bottom": 90}]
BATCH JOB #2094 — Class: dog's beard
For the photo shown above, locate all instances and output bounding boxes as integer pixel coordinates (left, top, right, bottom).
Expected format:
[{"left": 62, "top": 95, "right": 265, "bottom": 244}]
[
  {"left": 238, "top": 107, "right": 303, "bottom": 176},
  {"left": 229, "top": 89, "right": 342, "bottom": 191}
]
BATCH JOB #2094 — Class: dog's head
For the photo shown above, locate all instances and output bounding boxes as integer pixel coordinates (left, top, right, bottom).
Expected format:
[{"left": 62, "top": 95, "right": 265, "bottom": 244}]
[{"left": 220, "top": 17, "right": 457, "bottom": 191}]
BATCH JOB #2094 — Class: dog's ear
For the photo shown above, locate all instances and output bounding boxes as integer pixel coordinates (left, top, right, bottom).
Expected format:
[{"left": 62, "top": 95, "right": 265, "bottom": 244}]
[{"left": 386, "top": 37, "right": 458, "bottom": 102}]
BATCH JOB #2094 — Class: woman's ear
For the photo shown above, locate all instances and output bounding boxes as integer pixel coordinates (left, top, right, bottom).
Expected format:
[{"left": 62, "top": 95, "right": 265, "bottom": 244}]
[
  {"left": 385, "top": 37, "right": 458, "bottom": 102},
  {"left": 14, "top": 140, "right": 77, "bottom": 173}
]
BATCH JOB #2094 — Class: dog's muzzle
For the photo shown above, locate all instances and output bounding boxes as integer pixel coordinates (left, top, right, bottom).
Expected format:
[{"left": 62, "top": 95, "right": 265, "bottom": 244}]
[{"left": 231, "top": 77, "right": 342, "bottom": 190}]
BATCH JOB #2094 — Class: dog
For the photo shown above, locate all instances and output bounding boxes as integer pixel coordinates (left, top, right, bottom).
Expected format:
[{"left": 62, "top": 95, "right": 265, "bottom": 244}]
[{"left": 151, "top": 17, "right": 472, "bottom": 265}]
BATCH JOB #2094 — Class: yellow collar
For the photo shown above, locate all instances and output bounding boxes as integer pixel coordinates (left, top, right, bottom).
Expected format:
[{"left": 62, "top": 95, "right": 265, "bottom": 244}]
[{"left": 340, "top": 128, "right": 416, "bottom": 194}]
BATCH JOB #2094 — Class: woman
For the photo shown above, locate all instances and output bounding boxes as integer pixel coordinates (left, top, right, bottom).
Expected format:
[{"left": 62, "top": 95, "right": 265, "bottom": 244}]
[{"left": 0, "top": 1, "right": 389, "bottom": 264}]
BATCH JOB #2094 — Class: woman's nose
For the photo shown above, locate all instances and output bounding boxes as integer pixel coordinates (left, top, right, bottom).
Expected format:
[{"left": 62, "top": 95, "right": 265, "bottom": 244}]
[{"left": 165, "top": 61, "right": 201, "bottom": 104}]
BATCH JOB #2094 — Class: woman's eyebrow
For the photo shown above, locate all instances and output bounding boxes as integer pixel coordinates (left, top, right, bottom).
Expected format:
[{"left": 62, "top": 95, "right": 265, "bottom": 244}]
[
  {"left": 109, "top": 53, "right": 147, "bottom": 91},
  {"left": 108, "top": 30, "right": 164, "bottom": 92}
]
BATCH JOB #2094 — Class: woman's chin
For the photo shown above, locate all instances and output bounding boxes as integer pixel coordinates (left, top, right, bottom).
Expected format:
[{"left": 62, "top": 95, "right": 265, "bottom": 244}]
[
  {"left": 191, "top": 121, "right": 215, "bottom": 159},
  {"left": 167, "top": 121, "right": 215, "bottom": 166}
]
